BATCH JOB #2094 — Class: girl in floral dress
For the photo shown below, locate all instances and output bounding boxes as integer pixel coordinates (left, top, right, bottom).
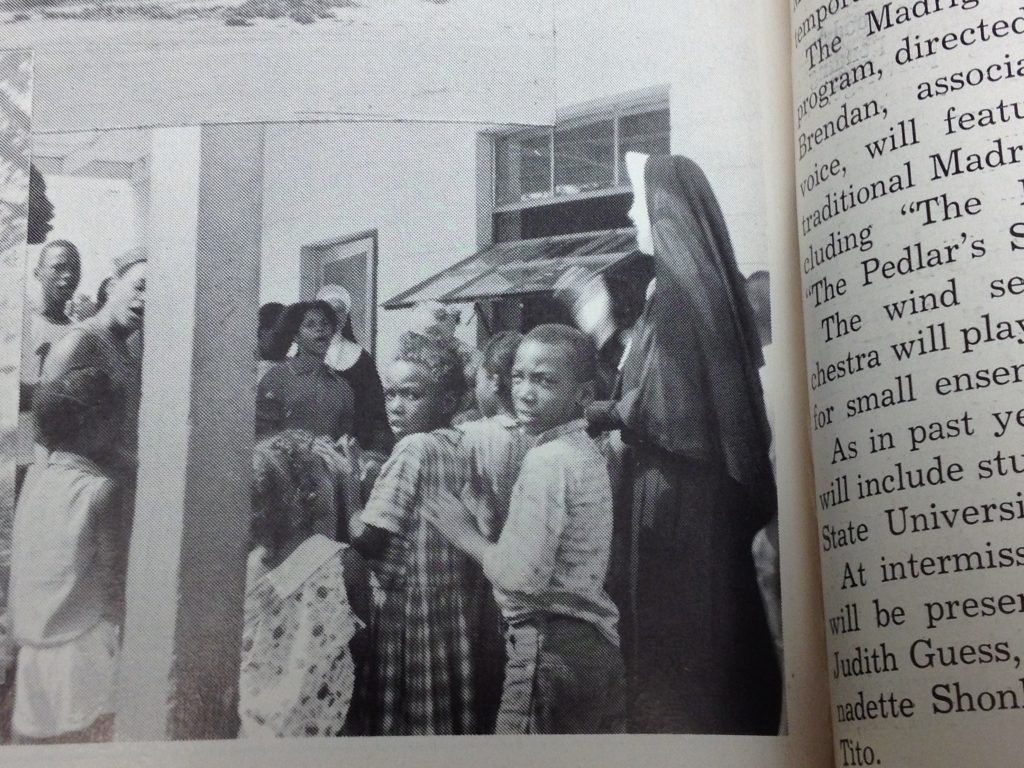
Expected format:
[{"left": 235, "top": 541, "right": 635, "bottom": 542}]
[{"left": 240, "top": 430, "right": 369, "bottom": 738}]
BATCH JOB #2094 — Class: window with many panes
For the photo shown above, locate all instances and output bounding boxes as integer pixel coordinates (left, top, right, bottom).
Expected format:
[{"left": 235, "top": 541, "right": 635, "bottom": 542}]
[{"left": 493, "top": 92, "right": 670, "bottom": 208}]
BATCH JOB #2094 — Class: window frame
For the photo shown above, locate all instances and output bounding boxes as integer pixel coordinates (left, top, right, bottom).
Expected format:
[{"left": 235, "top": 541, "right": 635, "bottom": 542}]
[{"left": 492, "top": 86, "right": 670, "bottom": 212}]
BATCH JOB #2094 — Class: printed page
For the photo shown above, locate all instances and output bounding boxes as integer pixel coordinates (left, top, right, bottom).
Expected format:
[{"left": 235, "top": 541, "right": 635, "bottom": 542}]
[
  {"left": 791, "top": 0, "right": 1024, "bottom": 765},
  {"left": 1, "top": 0, "right": 831, "bottom": 766}
]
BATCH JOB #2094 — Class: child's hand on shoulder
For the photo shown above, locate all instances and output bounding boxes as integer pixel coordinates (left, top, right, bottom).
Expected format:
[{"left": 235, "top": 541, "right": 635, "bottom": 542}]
[
  {"left": 331, "top": 436, "right": 362, "bottom": 476},
  {"left": 422, "top": 488, "right": 477, "bottom": 547},
  {"left": 357, "top": 449, "right": 386, "bottom": 498},
  {"left": 459, "top": 483, "right": 497, "bottom": 540}
]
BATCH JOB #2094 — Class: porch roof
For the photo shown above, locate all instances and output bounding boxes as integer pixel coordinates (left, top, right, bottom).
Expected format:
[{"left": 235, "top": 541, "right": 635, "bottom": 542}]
[{"left": 382, "top": 227, "right": 639, "bottom": 309}]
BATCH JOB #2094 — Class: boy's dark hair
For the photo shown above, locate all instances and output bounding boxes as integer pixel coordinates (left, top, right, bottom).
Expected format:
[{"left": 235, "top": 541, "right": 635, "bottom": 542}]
[
  {"left": 523, "top": 323, "right": 598, "bottom": 385},
  {"left": 481, "top": 330, "right": 523, "bottom": 405},
  {"left": 33, "top": 367, "right": 118, "bottom": 452},
  {"left": 36, "top": 239, "right": 81, "bottom": 268},
  {"left": 396, "top": 330, "right": 469, "bottom": 403}
]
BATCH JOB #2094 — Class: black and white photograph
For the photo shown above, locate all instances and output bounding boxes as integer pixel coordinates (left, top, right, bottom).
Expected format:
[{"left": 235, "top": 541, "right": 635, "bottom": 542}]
[
  {"left": 4, "top": 99, "right": 783, "bottom": 741},
  {"left": 8, "top": 0, "right": 1024, "bottom": 765}
]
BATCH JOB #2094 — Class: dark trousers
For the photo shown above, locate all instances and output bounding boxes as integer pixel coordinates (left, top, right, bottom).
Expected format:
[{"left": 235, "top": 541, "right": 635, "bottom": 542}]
[
  {"left": 496, "top": 616, "right": 626, "bottom": 735},
  {"left": 467, "top": 572, "right": 505, "bottom": 734}
]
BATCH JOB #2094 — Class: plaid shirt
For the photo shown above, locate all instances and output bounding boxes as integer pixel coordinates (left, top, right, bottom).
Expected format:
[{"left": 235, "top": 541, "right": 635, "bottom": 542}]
[{"left": 359, "top": 429, "right": 477, "bottom": 735}]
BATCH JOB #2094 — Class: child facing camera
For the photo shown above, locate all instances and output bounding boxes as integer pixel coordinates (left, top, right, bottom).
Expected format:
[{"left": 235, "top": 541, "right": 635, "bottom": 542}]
[
  {"left": 240, "top": 430, "right": 369, "bottom": 738},
  {"left": 341, "top": 331, "right": 480, "bottom": 736},
  {"left": 426, "top": 324, "right": 626, "bottom": 734},
  {"left": 9, "top": 367, "right": 125, "bottom": 744},
  {"left": 256, "top": 300, "right": 356, "bottom": 443}
]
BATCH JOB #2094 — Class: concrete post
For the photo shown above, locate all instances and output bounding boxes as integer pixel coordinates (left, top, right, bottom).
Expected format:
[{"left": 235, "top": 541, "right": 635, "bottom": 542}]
[{"left": 116, "top": 124, "right": 265, "bottom": 741}]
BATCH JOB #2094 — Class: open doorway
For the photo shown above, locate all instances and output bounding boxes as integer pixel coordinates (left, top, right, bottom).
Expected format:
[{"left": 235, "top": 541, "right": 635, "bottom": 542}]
[{"left": 299, "top": 230, "right": 379, "bottom": 355}]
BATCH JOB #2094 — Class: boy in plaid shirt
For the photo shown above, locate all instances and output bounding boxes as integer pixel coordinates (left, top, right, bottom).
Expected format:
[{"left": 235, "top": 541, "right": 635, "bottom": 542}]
[{"left": 427, "top": 324, "right": 625, "bottom": 734}]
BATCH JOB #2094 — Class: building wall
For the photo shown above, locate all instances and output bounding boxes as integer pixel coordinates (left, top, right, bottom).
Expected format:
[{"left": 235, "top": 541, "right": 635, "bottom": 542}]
[
  {"left": 29, "top": 174, "right": 139, "bottom": 299},
  {"left": 554, "top": 0, "right": 770, "bottom": 274},
  {"left": 261, "top": 1, "right": 770, "bottom": 357},
  {"left": 259, "top": 121, "right": 505, "bottom": 360}
]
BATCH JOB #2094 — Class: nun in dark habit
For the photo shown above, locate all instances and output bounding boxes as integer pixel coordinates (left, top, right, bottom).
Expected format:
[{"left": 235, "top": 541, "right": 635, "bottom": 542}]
[{"left": 577, "top": 152, "right": 781, "bottom": 734}]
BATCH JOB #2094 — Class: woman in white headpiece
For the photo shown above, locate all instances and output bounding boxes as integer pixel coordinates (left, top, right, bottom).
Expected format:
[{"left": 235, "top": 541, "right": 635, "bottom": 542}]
[{"left": 315, "top": 285, "right": 392, "bottom": 455}]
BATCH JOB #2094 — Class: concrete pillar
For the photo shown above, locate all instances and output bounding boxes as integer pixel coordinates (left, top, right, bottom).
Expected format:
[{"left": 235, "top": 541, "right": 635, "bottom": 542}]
[{"left": 116, "top": 124, "right": 265, "bottom": 741}]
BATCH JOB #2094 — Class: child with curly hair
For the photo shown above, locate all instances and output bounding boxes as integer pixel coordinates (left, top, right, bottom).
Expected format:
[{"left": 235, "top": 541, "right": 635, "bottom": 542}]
[
  {"left": 340, "top": 331, "right": 479, "bottom": 735},
  {"left": 240, "top": 430, "right": 368, "bottom": 738}
]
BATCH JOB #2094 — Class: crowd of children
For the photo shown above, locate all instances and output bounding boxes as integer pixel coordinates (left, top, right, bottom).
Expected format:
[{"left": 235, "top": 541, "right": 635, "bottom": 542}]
[
  {"left": 6, "top": 307, "right": 636, "bottom": 739},
  {"left": 235, "top": 151, "right": 783, "bottom": 738},
  {"left": 5, "top": 151, "right": 781, "bottom": 742},
  {"left": 242, "top": 320, "right": 627, "bottom": 736}
]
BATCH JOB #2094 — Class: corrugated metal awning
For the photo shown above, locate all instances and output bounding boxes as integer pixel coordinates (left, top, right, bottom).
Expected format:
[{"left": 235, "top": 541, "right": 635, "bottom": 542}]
[{"left": 382, "top": 228, "right": 639, "bottom": 310}]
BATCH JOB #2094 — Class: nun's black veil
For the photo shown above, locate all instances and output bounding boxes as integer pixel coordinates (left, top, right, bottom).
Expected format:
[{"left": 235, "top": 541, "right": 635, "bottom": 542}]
[
  {"left": 609, "top": 154, "right": 782, "bottom": 734},
  {"left": 618, "top": 154, "right": 775, "bottom": 522}
]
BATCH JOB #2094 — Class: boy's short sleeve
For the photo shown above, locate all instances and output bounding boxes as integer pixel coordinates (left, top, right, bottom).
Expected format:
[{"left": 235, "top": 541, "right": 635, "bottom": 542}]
[{"left": 359, "top": 434, "right": 429, "bottom": 537}]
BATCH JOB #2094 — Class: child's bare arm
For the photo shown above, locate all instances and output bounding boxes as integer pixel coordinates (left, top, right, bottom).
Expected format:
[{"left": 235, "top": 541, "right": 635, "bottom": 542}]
[
  {"left": 350, "top": 525, "right": 390, "bottom": 560},
  {"left": 423, "top": 488, "right": 489, "bottom": 564}
]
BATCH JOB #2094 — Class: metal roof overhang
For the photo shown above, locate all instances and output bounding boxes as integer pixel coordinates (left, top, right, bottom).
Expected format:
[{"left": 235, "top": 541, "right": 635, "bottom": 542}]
[{"left": 382, "top": 228, "right": 640, "bottom": 310}]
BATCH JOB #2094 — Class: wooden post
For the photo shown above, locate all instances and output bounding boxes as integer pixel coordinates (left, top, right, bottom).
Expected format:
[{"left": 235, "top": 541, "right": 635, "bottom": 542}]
[{"left": 116, "top": 124, "right": 265, "bottom": 741}]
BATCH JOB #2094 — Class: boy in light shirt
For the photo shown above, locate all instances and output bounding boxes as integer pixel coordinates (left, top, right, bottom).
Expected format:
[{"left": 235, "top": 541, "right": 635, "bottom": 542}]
[{"left": 427, "top": 323, "right": 625, "bottom": 734}]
